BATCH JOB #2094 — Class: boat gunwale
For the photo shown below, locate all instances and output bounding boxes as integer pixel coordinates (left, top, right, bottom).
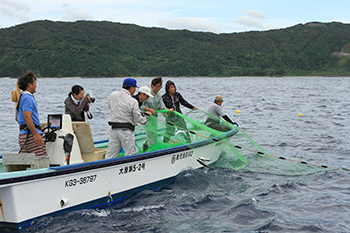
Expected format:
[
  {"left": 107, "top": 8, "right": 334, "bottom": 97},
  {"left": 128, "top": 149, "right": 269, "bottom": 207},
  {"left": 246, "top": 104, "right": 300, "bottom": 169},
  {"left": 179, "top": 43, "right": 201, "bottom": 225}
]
[{"left": 0, "top": 127, "right": 238, "bottom": 186}]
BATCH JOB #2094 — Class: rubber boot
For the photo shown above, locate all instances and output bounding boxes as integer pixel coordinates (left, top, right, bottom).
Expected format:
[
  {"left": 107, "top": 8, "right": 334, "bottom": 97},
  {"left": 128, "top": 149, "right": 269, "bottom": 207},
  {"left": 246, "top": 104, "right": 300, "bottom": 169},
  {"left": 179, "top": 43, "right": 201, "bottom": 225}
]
[
  {"left": 163, "top": 137, "right": 170, "bottom": 143},
  {"left": 143, "top": 143, "right": 148, "bottom": 152}
]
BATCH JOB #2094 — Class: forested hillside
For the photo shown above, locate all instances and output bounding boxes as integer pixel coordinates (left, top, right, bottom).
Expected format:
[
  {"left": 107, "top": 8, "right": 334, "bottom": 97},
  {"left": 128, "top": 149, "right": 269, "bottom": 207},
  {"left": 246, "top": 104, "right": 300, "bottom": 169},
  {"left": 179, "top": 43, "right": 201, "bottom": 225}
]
[{"left": 0, "top": 20, "right": 349, "bottom": 77}]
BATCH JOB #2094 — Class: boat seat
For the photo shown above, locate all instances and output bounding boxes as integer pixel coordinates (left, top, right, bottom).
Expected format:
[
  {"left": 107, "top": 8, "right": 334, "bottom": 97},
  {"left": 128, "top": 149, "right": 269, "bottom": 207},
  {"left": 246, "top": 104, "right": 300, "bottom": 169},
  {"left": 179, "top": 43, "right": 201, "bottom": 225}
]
[{"left": 72, "top": 122, "right": 107, "bottom": 162}]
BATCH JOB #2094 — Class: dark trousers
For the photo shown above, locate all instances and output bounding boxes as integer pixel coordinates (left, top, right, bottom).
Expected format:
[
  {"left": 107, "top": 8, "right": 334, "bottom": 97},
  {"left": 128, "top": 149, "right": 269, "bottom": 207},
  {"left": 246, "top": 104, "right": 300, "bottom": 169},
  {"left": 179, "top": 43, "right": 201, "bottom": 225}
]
[{"left": 205, "top": 118, "right": 231, "bottom": 132}]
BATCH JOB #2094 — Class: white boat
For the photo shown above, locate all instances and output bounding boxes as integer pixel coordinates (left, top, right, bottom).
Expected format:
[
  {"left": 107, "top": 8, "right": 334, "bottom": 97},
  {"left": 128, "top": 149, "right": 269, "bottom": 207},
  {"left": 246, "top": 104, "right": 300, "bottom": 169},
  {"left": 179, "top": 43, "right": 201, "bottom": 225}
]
[{"left": 0, "top": 111, "right": 238, "bottom": 228}]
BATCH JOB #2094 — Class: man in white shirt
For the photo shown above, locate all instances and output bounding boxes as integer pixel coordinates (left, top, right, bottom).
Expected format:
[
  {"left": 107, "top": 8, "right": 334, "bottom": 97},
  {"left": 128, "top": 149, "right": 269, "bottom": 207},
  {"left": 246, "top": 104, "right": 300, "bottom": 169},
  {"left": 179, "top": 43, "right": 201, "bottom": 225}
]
[{"left": 105, "top": 78, "right": 147, "bottom": 159}]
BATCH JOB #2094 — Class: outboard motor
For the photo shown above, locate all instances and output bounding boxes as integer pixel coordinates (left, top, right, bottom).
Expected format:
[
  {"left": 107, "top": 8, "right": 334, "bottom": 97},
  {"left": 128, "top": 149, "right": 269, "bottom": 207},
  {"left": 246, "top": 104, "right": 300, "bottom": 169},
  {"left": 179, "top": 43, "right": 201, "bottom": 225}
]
[
  {"left": 44, "top": 114, "right": 84, "bottom": 166},
  {"left": 59, "top": 133, "right": 74, "bottom": 165}
]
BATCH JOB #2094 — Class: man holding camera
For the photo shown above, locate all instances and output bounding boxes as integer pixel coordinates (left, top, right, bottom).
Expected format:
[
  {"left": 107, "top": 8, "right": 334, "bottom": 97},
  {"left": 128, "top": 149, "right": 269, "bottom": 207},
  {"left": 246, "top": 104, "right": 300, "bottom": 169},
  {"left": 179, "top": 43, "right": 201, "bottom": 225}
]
[{"left": 65, "top": 85, "right": 94, "bottom": 121}]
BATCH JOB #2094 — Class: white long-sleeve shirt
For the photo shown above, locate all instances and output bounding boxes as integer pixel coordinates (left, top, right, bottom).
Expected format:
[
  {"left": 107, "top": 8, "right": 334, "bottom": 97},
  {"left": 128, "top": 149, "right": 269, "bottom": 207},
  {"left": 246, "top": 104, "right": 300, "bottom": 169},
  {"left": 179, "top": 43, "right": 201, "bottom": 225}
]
[{"left": 108, "top": 88, "right": 146, "bottom": 125}]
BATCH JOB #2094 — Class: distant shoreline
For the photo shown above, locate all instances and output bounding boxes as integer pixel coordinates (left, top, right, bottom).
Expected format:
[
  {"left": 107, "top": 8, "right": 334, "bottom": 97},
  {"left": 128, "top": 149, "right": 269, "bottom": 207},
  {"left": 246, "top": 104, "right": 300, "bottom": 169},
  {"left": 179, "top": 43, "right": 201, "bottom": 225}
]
[
  {"left": 1, "top": 75, "right": 350, "bottom": 79},
  {"left": 1, "top": 21, "right": 350, "bottom": 78}
]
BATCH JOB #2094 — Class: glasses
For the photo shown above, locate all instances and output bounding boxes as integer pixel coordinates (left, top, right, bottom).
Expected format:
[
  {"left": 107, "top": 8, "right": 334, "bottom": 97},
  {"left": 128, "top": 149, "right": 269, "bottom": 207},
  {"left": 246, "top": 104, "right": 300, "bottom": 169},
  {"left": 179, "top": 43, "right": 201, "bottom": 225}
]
[{"left": 154, "top": 85, "right": 162, "bottom": 89}]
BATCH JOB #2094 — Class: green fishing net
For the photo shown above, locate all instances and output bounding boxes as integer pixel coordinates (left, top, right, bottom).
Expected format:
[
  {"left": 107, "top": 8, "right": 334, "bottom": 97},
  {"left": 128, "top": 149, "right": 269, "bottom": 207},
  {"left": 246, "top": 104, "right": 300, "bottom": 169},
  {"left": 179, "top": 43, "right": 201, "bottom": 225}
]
[
  {"left": 195, "top": 110, "right": 327, "bottom": 175},
  {"left": 134, "top": 109, "right": 249, "bottom": 170},
  {"left": 97, "top": 109, "right": 328, "bottom": 175},
  {"left": 221, "top": 127, "right": 327, "bottom": 175}
]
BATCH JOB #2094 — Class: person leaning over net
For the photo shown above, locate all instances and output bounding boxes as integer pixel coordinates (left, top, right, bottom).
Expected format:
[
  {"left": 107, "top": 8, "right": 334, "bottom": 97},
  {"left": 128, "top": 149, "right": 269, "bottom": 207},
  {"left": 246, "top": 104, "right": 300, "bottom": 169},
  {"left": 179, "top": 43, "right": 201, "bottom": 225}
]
[
  {"left": 140, "top": 77, "right": 168, "bottom": 151},
  {"left": 64, "top": 85, "right": 93, "bottom": 121},
  {"left": 105, "top": 78, "right": 147, "bottom": 158},
  {"left": 205, "top": 95, "right": 238, "bottom": 132},
  {"left": 15, "top": 71, "right": 47, "bottom": 157},
  {"left": 162, "top": 80, "right": 198, "bottom": 143},
  {"left": 132, "top": 86, "right": 154, "bottom": 113}
]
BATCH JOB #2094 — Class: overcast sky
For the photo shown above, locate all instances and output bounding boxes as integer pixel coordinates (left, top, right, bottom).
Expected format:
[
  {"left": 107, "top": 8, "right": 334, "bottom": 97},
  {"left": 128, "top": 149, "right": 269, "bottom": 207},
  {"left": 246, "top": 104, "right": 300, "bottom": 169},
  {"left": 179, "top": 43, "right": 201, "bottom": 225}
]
[{"left": 0, "top": 0, "right": 349, "bottom": 33}]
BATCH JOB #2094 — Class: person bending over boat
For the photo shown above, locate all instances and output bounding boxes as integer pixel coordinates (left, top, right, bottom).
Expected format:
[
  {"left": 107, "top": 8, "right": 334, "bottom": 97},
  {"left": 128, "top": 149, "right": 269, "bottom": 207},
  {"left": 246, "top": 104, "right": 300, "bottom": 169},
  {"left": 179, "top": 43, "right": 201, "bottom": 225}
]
[
  {"left": 132, "top": 86, "right": 154, "bottom": 111},
  {"left": 205, "top": 95, "right": 238, "bottom": 132},
  {"left": 140, "top": 77, "right": 168, "bottom": 151},
  {"left": 105, "top": 78, "right": 147, "bottom": 158},
  {"left": 162, "top": 80, "right": 198, "bottom": 143},
  {"left": 65, "top": 85, "right": 93, "bottom": 121},
  {"left": 16, "top": 71, "right": 47, "bottom": 156},
  {"left": 141, "top": 77, "right": 167, "bottom": 114}
]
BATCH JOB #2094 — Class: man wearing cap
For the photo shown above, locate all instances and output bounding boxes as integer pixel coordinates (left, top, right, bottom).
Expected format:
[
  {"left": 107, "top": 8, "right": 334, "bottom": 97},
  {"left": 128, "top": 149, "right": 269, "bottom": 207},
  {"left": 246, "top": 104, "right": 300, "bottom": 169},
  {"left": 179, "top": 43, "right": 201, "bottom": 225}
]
[
  {"left": 140, "top": 77, "right": 166, "bottom": 115},
  {"left": 132, "top": 86, "right": 154, "bottom": 108},
  {"left": 16, "top": 71, "right": 47, "bottom": 156},
  {"left": 205, "top": 95, "right": 238, "bottom": 132},
  {"left": 105, "top": 78, "right": 147, "bottom": 159},
  {"left": 140, "top": 77, "right": 168, "bottom": 151}
]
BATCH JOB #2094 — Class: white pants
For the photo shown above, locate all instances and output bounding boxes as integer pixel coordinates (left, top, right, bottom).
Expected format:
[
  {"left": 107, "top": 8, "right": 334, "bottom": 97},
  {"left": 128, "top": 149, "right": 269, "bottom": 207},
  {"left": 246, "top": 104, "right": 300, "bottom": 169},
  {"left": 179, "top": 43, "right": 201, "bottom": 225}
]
[{"left": 105, "top": 128, "right": 136, "bottom": 159}]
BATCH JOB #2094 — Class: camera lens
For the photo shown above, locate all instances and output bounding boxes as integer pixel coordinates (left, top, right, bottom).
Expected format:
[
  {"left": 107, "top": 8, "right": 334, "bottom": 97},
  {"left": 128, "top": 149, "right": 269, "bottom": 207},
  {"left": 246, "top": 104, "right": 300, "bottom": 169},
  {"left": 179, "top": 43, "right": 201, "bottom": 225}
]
[{"left": 90, "top": 98, "right": 95, "bottom": 103}]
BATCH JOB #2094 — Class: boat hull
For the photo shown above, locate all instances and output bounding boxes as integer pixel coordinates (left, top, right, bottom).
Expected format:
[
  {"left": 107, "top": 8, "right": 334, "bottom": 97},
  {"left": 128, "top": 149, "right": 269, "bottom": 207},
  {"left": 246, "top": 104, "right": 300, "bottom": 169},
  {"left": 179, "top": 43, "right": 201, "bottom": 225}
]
[{"left": 0, "top": 133, "right": 232, "bottom": 227}]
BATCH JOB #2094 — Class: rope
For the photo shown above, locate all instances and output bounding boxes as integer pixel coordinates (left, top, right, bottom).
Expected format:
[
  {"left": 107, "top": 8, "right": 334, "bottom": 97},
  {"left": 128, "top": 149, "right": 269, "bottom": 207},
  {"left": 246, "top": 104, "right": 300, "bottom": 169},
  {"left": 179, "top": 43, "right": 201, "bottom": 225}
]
[{"left": 145, "top": 110, "right": 350, "bottom": 172}]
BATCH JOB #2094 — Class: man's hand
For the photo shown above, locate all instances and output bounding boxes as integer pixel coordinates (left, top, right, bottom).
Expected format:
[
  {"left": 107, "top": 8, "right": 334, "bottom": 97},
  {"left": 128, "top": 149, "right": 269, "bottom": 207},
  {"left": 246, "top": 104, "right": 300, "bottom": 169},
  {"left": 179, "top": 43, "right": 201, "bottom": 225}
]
[
  {"left": 33, "top": 133, "right": 44, "bottom": 146},
  {"left": 145, "top": 108, "right": 156, "bottom": 115}
]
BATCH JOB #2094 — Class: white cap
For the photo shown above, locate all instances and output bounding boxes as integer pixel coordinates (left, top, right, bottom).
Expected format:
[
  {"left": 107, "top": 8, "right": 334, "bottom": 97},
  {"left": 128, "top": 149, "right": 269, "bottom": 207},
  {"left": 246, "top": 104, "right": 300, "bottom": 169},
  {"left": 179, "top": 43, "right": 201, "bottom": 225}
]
[{"left": 139, "top": 86, "right": 154, "bottom": 97}]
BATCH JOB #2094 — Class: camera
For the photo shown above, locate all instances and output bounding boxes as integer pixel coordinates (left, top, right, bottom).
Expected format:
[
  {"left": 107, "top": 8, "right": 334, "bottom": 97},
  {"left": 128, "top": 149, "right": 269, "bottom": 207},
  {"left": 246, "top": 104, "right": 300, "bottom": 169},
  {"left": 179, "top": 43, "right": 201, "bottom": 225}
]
[{"left": 86, "top": 94, "right": 95, "bottom": 103}]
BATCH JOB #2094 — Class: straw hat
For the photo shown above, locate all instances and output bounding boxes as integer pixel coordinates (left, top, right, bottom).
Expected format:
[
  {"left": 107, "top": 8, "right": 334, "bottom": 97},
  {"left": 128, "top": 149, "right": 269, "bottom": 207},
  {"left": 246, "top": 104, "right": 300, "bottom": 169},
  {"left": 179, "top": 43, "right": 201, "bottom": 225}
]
[{"left": 11, "top": 83, "right": 21, "bottom": 109}]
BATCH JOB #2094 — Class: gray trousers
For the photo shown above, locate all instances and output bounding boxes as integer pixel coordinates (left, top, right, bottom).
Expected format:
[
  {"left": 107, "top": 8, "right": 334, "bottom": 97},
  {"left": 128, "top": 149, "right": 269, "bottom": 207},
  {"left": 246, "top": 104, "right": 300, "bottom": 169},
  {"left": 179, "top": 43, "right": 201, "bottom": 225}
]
[{"left": 105, "top": 128, "right": 136, "bottom": 159}]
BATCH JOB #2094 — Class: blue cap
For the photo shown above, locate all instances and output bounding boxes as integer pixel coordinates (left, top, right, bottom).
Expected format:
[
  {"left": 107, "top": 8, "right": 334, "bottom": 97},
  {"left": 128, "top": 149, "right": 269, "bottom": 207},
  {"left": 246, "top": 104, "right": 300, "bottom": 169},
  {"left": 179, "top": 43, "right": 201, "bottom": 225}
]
[{"left": 123, "top": 78, "right": 138, "bottom": 87}]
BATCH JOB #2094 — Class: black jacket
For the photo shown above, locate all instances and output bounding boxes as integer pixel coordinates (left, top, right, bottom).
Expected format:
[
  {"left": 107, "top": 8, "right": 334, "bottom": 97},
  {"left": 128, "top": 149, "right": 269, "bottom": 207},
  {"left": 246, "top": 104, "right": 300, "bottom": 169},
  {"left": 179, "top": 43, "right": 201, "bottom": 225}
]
[
  {"left": 132, "top": 94, "right": 143, "bottom": 108},
  {"left": 162, "top": 80, "right": 195, "bottom": 114}
]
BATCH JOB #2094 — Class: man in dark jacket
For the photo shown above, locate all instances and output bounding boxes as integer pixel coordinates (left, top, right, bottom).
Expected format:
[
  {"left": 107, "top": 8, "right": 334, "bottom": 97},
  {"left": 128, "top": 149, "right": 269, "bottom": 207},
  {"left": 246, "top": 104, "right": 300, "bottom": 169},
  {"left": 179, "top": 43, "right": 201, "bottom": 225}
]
[
  {"left": 132, "top": 86, "right": 154, "bottom": 108},
  {"left": 162, "top": 80, "right": 197, "bottom": 143}
]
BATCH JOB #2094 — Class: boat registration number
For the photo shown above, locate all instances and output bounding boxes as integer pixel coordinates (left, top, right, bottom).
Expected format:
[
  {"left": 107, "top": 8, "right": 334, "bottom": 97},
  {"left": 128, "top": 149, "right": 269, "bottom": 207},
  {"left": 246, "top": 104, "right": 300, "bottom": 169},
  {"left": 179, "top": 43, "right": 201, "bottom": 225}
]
[
  {"left": 171, "top": 151, "right": 193, "bottom": 164},
  {"left": 119, "top": 162, "right": 146, "bottom": 175},
  {"left": 65, "top": 175, "right": 97, "bottom": 188}
]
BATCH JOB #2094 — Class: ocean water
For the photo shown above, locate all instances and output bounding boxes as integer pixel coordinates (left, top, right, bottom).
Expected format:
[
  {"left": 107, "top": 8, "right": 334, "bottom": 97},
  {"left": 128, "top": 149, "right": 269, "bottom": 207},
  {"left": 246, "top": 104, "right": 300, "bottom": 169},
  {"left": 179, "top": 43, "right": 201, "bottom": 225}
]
[{"left": 1, "top": 77, "right": 350, "bottom": 232}]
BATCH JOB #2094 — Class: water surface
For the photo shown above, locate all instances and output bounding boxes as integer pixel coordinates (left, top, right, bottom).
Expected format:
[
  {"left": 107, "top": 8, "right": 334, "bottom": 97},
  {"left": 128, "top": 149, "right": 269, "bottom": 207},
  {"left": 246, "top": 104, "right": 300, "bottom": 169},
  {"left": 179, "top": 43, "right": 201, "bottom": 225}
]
[{"left": 1, "top": 77, "right": 350, "bottom": 232}]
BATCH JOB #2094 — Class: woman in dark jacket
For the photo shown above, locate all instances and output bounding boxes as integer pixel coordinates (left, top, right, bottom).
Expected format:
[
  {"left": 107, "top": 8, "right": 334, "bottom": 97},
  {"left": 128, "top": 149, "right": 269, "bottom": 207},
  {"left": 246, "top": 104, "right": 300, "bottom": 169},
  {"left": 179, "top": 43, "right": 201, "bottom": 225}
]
[
  {"left": 64, "top": 85, "right": 92, "bottom": 121},
  {"left": 162, "top": 80, "right": 197, "bottom": 143}
]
